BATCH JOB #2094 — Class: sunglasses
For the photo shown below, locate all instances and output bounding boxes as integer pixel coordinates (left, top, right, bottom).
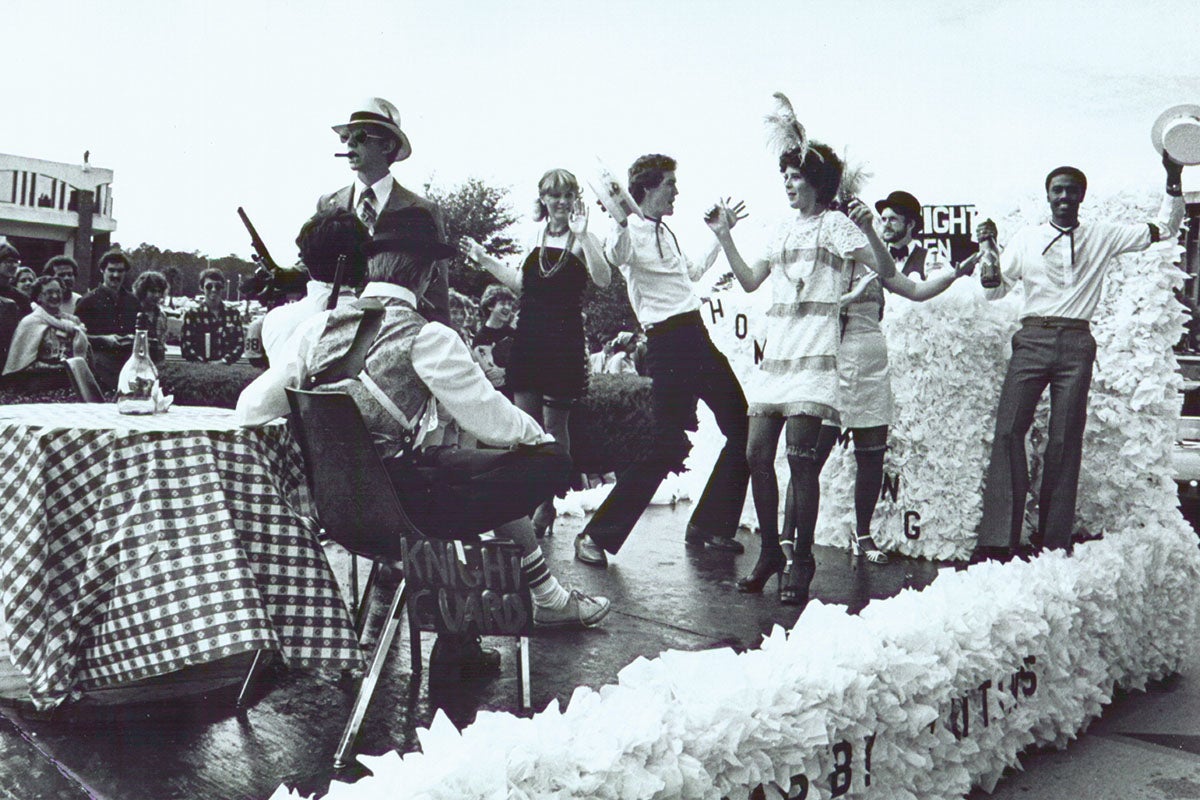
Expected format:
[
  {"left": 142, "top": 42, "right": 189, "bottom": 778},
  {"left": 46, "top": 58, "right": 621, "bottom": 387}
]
[
  {"left": 202, "top": 282, "right": 225, "bottom": 291},
  {"left": 338, "top": 129, "right": 388, "bottom": 147}
]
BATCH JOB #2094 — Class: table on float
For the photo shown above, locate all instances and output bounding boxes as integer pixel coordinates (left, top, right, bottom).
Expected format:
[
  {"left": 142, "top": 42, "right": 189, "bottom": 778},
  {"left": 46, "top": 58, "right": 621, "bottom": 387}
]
[{"left": 0, "top": 403, "right": 364, "bottom": 711}]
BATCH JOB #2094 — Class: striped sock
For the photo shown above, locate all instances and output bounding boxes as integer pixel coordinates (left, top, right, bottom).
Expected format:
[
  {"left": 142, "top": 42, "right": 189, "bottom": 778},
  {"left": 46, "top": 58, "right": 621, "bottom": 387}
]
[{"left": 521, "top": 548, "right": 569, "bottom": 609}]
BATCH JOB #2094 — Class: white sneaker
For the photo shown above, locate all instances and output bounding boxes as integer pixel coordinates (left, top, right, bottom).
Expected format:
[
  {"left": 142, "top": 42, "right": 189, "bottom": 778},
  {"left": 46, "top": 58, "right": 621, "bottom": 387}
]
[{"left": 534, "top": 590, "right": 611, "bottom": 628}]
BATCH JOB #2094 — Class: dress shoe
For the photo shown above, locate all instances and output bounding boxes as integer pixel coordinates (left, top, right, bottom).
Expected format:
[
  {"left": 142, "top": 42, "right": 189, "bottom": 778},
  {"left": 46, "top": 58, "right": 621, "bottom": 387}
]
[
  {"left": 428, "top": 635, "right": 501, "bottom": 684},
  {"left": 574, "top": 534, "right": 608, "bottom": 567},
  {"left": 685, "top": 524, "right": 745, "bottom": 553},
  {"left": 533, "top": 590, "right": 611, "bottom": 628}
]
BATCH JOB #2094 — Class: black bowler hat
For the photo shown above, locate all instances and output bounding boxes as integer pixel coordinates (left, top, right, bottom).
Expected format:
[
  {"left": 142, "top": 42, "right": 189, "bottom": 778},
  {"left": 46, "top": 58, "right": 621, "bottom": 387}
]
[
  {"left": 364, "top": 208, "right": 457, "bottom": 259},
  {"left": 875, "top": 191, "right": 923, "bottom": 232}
]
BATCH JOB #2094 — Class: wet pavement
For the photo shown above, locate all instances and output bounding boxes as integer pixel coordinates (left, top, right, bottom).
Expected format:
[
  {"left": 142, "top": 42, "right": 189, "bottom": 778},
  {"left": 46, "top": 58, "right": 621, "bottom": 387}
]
[{"left": 0, "top": 502, "right": 1194, "bottom": 799}]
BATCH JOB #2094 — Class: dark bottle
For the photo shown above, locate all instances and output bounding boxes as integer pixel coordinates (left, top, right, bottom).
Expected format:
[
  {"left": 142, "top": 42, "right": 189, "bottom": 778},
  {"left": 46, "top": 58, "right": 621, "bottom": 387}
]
[{"left": 979, "top": 220, "right": 1001, "bottom": 289}]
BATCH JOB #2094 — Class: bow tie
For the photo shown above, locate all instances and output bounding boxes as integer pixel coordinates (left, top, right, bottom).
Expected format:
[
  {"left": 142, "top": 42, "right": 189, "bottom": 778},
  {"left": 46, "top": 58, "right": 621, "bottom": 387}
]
[{"left": 889, "top": 244, "right": 909, "bottom": 260}]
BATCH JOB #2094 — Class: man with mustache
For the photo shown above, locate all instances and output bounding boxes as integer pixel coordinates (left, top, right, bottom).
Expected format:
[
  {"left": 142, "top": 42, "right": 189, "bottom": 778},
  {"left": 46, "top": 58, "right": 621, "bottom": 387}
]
[
  {"left": 973, "top": 155, "right": 1186, "bottom": 561},
  {"left": 874, "top": 190, "right": 941, "bottom": 280}
]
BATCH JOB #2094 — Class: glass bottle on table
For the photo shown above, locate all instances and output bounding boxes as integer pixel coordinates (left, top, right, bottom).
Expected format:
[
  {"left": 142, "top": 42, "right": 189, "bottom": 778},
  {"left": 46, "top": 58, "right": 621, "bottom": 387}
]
[{"left": 116, "top": 312, "right": 159, "bottom": 415}]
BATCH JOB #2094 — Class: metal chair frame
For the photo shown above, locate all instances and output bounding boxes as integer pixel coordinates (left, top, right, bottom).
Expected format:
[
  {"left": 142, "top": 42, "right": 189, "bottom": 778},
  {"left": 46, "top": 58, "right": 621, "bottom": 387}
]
[
  {"left": 243, "top": 388, "right": 530, "bottom": 771},
  {"left": 64, "top": 356, "right": 105, "bottom": 402}
]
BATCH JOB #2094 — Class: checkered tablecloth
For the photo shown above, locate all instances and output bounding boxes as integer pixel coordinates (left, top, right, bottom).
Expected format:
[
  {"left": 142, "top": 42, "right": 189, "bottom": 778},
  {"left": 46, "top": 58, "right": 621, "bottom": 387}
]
[{"left": 0, "top": 403, "right": 365, "bottom": 710}]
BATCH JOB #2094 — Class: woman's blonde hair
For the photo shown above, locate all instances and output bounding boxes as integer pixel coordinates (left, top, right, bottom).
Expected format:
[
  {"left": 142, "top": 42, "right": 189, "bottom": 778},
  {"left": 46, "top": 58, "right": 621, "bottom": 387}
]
[{"left": 532, "top": 169, "right": 580, "bottom": 221}]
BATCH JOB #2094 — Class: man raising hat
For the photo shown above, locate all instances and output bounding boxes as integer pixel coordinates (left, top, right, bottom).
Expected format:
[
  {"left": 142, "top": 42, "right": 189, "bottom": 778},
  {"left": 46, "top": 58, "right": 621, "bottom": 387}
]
[
  {"left": 318, "top": 97, "right": 452, "bottom": 326},
  {"left": 874, "top": 191, "right": 936, "bottom": 280},
  {"left": 973, "top": 153, "right": 1186, "bottom": 561}
]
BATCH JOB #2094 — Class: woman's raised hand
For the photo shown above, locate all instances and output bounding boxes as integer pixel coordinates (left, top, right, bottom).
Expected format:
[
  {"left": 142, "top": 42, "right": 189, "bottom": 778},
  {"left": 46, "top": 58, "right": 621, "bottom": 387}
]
[
  {"left": 457, "top": 236, "right": 485, "bottom": 265},
  {"left": 568, "top": 200, "right": 589, "bottom": 236}
]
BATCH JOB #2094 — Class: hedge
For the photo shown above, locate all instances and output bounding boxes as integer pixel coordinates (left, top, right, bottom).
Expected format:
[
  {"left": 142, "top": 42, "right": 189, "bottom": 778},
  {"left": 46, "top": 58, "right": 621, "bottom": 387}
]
[{"left": 0, "top": 364, "right": 670, "bottom": 476}]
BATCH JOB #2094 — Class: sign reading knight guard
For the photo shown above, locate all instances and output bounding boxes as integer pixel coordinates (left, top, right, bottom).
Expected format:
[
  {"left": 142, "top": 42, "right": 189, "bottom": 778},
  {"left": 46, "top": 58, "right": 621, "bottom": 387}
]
[{"left": 400, "top": 537, "right": 533, "bottom": 637}]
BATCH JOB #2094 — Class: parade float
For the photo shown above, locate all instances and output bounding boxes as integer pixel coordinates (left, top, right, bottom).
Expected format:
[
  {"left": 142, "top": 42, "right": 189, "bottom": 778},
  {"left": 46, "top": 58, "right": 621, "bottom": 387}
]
[{"left": 273, "top": 191, "right": 1200, "bottom": 800}]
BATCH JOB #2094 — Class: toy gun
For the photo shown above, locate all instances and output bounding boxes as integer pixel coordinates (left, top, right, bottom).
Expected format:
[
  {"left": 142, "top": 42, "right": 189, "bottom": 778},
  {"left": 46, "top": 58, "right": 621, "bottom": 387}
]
[
  {"left": 237, "top": 207, "right": 309, "bottom": 305},
  {"left": 237, "top": 207, "right": 280, "bottom": 273}
]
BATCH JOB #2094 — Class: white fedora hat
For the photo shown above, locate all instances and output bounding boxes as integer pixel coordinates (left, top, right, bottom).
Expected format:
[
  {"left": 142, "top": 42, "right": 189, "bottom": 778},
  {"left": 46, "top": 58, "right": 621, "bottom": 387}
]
[
  {"left": 332, "top": 97, "right": 413, "bottom": 162},
  {"left": 1152, "top": 104, "right": 1200, "bottom": 166}
]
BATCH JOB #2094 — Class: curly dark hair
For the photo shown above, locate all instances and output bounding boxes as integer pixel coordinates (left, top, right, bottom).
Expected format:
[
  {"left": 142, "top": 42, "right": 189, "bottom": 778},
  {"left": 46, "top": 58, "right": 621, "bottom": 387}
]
[
  {"left": 98, "top": 248, "right": 132, "bottom": 271},
  {"left": 479, "top": 283, "right": 517, "bottom": 317},
  {"left": 628, "top": 154, "right": 677, "bottom": 203},
  {"left": 296, "top": 208, "right": 369, "bottom": 284},
  {"left": 44, "top": 255, "right": 78, "bottom": 276},
  {"left": 779, "top": 141, "right": 843, "bottom": 208},
  {"left": 132, "top": 270, "right": 169, "bottom": 303},
  {"left": 1044, "top": 166, "right": 1087, "bottom": 195}
]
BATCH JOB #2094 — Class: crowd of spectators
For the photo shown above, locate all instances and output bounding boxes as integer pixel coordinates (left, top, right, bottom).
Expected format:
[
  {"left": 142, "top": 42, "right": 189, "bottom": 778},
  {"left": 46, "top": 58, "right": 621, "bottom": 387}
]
[{"left": 0, "top": 240, "right": 263, "bottom": 394}]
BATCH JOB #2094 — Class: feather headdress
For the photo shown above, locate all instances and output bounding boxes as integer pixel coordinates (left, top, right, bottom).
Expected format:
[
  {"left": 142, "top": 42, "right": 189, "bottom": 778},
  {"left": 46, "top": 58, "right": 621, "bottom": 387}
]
[
  {"left": 764, "top": 91, "right": 811, "bottom": 163},
  {"left": 838, "top": 154, "right": 872, "bottom": 204}
]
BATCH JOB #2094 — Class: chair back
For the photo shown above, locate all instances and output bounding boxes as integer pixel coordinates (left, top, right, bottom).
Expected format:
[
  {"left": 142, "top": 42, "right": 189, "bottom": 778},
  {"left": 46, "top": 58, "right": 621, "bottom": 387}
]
[
  {"left": 286, "top": 387, "right": 419, "bottom": 561},
  {"left": 65, "top": 357, "right": 105, "bottom": 402}
]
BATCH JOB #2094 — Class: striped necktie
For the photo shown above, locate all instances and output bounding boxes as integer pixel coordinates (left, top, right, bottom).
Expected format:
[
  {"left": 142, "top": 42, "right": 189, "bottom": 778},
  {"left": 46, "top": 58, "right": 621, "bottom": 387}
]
[{"left": 358, "top": 187, "right": 378, "bottom": 233}]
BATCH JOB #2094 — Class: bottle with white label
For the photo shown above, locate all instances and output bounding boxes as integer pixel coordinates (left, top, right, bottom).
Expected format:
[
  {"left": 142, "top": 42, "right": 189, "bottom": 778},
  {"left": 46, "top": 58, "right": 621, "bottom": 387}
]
[{"left": 116, "top": 313, "right": 159, "bottom": 415}]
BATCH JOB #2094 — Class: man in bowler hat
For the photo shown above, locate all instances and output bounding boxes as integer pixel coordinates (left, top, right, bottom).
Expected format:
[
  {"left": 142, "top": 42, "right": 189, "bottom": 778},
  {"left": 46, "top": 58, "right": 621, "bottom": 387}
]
[{"left": 875, "top": 191, "right": 937, "bottom": 280}]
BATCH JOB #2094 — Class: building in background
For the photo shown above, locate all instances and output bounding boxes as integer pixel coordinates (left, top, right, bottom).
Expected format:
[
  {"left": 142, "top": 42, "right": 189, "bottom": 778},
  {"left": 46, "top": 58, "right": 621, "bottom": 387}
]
[{"left": 0, "top": 152, "right": 116, "bottom": 287}]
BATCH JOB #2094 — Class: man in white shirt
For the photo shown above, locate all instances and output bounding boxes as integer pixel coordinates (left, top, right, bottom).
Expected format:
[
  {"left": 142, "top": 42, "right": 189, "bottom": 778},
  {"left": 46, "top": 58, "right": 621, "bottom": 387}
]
[
  {"left": 573, "top": 154, "right": 750, "bottom": 568},
  {"left": 239, "top": 208, "right": 610, "bottom": 673},
  {"left": 974, "top": 156, "right": 1186, "bottom": 560},
  {"left": 260, "top": 208, "right": 368, "bottom": 364},
  {"left": 318, "top": 98, "right": 451, "bottom": 326}
]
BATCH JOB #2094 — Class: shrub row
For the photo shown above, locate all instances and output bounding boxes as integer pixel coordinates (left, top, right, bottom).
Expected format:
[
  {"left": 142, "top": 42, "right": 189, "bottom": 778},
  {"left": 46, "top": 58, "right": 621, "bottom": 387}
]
[{"left": 0, "top": 365, "right": 670, "bottom": 475}]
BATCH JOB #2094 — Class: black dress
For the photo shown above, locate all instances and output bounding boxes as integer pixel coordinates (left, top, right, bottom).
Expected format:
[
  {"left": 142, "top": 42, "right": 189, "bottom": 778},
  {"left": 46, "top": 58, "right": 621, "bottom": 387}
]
[{"left": 505, "top": 246, "right": 588, "bottom": 400}]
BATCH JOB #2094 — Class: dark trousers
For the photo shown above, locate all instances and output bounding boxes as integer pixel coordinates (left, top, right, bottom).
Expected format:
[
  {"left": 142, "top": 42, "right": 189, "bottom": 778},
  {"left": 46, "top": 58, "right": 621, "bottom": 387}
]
[
  {"left": 386, "top": 442, "right": 572, "bottom": 538},
  {"left": 977, "top": 321, "right": 1095, "bottom": 552},
  {"left": 584, "top": 312, "right": 750, "bottom": 554}
]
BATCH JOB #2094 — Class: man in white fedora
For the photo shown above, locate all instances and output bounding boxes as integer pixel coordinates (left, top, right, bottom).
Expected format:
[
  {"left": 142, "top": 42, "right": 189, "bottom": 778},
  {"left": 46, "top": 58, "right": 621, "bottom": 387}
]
[
  {"left": 973, "top": 150, "right": 1186, "bottom": 562},
  {"left": 318, "top": 97, "right": 451, "bottom": 325}
]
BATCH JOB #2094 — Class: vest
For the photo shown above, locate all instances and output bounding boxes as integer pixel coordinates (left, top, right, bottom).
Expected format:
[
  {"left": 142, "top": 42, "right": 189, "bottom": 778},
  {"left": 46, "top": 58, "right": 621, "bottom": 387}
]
[{"left": 305, "top": 298, "right": 431, "bottom": 459}]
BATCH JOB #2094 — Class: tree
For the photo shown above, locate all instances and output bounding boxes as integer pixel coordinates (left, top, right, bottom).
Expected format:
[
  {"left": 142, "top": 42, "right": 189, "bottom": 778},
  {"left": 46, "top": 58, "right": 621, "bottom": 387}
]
[
  {"left": 424, "top": 178, "right": 520, "bottom": 298},
  {"left": 423, "top": 175, "right": 638, "bottom": 349},
  {"left": 124, "top": 243, "right": 256, "bottom": 299}
]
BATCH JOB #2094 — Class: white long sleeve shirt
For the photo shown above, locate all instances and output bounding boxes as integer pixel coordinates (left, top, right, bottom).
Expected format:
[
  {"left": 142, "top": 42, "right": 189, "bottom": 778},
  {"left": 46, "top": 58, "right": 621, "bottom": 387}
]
[
  {"left": 237, "top": 282, "right": 550, "bottom": 453},
  {"left": 605, "top": 216, "right": 702, "bottom": 326}
]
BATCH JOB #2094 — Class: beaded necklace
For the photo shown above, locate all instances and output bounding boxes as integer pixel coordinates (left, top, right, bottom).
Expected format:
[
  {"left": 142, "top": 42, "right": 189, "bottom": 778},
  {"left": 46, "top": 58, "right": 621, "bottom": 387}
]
[{"left": 538, "top": 226, "right": 576, "bottom": 278}]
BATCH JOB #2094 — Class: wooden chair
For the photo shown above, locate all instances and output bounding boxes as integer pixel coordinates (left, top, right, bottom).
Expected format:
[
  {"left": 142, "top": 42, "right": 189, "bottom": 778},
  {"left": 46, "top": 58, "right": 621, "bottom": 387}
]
[
  {"left": 64, "top": 357, "right": 105, "bottom": 402},
  {"left": 278, "top": 388, "right": 531, "bottom": 770}
]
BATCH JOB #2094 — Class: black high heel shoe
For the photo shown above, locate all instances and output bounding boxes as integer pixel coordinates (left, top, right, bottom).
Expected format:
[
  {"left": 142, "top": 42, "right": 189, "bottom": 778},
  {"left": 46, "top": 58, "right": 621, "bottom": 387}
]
[
  {"left": 736, "top": 549, "right": 786, "bottom": 594},
  {"left": 779, "top": 558, "right": 816, "bottom": 607}
]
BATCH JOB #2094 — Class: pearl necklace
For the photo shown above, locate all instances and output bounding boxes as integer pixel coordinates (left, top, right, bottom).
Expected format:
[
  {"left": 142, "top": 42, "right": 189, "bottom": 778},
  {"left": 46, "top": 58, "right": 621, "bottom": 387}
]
[{"left": 538, "top": 226, "right": 575, "bottom": 278}]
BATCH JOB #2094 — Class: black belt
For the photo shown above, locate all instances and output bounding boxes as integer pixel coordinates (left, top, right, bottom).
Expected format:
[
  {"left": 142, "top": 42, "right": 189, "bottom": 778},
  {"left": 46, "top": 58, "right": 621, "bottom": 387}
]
[
  {"left": 1021, "top": 316, "right": 1090, "bottom": 330},
  {"left": 644, "top": 309, "right": 703, "bottom": 337}
]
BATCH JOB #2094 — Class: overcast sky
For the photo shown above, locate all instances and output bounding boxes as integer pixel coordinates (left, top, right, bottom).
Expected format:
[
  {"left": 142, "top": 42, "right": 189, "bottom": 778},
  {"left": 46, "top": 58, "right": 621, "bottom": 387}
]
[{"left": 4, "top": 0, "right": 1196, "bottom": 265}]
